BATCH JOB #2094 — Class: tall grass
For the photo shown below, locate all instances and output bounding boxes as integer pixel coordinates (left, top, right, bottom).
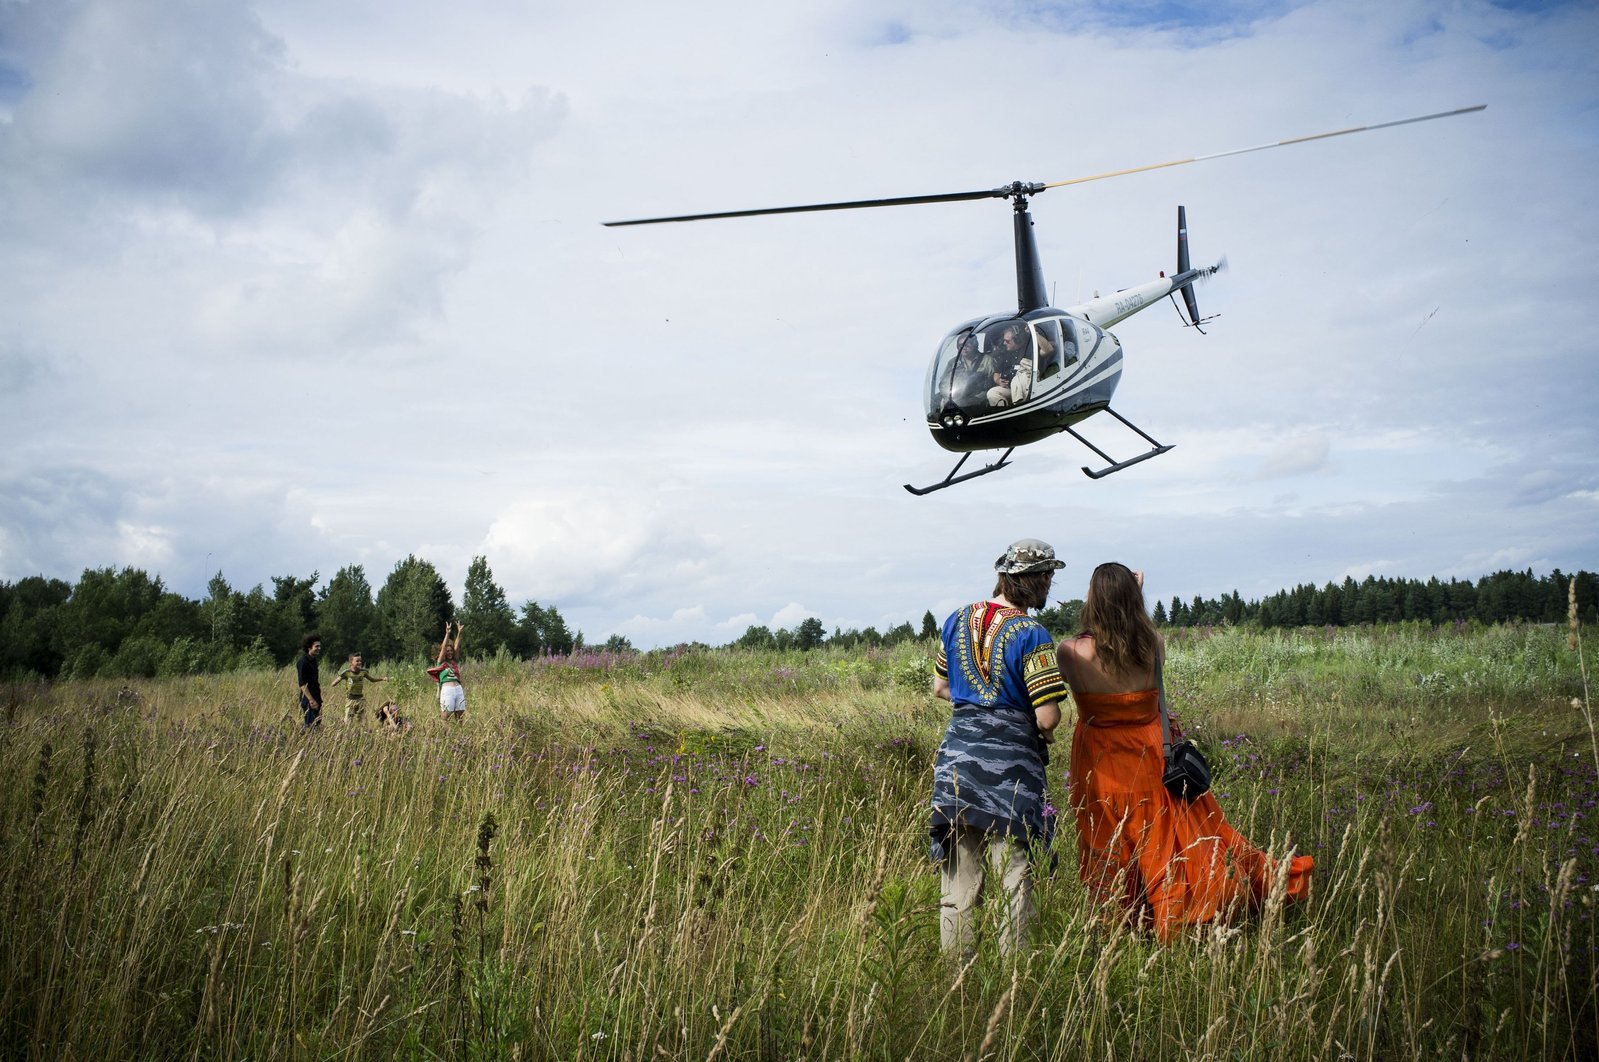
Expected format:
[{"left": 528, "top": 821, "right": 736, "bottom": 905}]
[{"left": 1, "top": 626, "right": 1594, "bottom": 1059}]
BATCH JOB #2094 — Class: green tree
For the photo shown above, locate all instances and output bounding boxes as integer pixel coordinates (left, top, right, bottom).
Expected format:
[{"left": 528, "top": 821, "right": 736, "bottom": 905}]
[
  {"left": 884, "top": 621, "right": 916, "bottom": 646},
  {"left": 460, "top": 556, "right": 517, "bottom": 656},
  {"left": 793, "top": 616, "right": 826, "bottom": 651},
  {"left": 316, "top": 565, "right": 377, "bottom": 663},
  {"left": 1036, "top": 598, "right": 1083, "bottom": 635},
  {"left": 265, "top": 573, "right": 319, "bottom": 662},
  {"left": 515, "top": 601, "right": 574, "bottom": 656},
  {"left": 200, "top": 572, "right": 238, "bottom": 647},
  {"left": 0, "top": 576, "right": 71, "bottom": 677},
  {"left": 132, "top": 594, "right": 204, "bottom": 644},
  {"left": 375, "top": 556, "right": 453, "bottom": 660},
  {"left": 57, "top": 567, "right": 166, "bottom": 657},
  {"left": 1221, "top": 591, "right": 1246, "bottom": 626},
  {"left": 919, "top": 610, "right": 938, "bottom": 640},
  {"left": 735, "top": 624, "right": 776, "bottom": 650}
]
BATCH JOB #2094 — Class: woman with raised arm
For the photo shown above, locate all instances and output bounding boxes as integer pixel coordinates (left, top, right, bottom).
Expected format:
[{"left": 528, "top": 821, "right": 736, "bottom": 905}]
[
  {"left": 1057, "top": 563, "right": 1312, "bottom": 941},
  {"left": 431, "top": 621, "right": 466, "bottom": 722},
  {"left": 929, "top": 538, "right": 1069, "bottom": 957}
]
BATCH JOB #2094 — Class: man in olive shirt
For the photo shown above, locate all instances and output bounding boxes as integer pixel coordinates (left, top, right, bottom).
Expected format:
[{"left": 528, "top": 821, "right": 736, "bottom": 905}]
[{"left": 296, "top": 634, "right": 323, "bottom": 728}]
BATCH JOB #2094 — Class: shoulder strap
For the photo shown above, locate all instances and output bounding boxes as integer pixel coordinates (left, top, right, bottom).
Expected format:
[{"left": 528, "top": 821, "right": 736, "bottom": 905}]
[{"left": 1156, "top": 649, "right": 1173, "bottom": 756}]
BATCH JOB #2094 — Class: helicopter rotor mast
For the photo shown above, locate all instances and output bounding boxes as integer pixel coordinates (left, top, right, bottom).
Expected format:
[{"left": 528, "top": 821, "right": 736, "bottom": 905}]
[{"left": 1007, "top": 183, "right": 1050, "bottom": 314}]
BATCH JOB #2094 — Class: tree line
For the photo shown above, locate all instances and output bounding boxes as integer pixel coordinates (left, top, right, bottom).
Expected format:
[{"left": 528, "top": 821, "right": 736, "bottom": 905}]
[
  {"left": 0, "top": 556, "right": 574, "bottom": 681},
  {"left": 0, "top": 562, "right": 1593, "bottom": 681},
  {"left": 1153, "top": 569, "right": 1598, "bottom": 629}
]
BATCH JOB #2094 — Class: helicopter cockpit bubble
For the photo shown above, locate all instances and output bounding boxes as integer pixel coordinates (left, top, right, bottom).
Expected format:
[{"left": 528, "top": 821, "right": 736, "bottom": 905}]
[{"left": 931, "top": 327, "right": 1003, "bottom": 415}]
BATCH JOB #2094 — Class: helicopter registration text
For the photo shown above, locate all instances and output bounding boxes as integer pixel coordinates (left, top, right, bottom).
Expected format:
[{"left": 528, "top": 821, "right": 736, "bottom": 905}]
[{"left": 1113, "top": 292, "right": 1146, "bottom": 315}]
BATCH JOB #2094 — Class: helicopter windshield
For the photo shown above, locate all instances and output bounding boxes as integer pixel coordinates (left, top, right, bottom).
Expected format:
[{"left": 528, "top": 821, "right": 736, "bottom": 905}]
[{"left": 928, "top": 327, "right": 1001, "bottom": 416}]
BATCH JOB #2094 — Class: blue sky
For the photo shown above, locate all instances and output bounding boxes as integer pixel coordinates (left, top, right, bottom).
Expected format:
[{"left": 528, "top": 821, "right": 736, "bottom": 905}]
[{"left": 1, "top": 0, "right": 1595, "bottom": 646}]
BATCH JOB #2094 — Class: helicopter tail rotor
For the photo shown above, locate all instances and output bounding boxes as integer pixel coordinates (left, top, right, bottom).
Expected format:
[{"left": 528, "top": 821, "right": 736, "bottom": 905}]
[{"left": 1169, "top": 207, "right": 1226, "bottom": 333}]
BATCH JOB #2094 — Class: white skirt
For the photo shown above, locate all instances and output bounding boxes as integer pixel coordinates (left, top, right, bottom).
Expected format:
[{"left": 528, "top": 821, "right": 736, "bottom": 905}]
[{"left": 439, "top": 683, "right": 466, "bottom": 714}]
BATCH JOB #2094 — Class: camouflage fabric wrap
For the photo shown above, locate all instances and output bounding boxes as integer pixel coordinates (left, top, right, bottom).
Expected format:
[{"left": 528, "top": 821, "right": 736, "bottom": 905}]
[
  {"left": 993, "top": 537, "right": 1066, "bottom": 574},
  {"left": 929, "top": 602, "right": 1062, "bottom": 865}
]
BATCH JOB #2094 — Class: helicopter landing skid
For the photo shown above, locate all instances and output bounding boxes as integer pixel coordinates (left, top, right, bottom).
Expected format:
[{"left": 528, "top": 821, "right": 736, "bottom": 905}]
[
  {"left": 904, "top": 447, "right": 1016, "bottom": 496},
  {"left": 1066, "top": 407, "right": 1173, "bottom": 479}
]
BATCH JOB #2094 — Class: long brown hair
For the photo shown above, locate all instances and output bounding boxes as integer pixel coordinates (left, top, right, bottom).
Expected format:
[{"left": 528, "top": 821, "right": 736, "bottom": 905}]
[{"left": 1080, "top": 562, "right": 1159, "bottom": 677}]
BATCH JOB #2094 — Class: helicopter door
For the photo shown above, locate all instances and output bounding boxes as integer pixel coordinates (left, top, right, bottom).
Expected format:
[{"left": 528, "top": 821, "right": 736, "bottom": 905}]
[
  {"left": 1033, "top": 320, "right": 1064, "bottom": 382},
  {"left": 1057, "top": 319, "right": 1086, "bottom": 367}
]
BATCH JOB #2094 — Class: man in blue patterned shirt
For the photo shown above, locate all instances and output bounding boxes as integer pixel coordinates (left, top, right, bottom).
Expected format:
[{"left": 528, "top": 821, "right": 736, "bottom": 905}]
[{"left": 930, "top": 538, "right": 1068, "bottom": 957}]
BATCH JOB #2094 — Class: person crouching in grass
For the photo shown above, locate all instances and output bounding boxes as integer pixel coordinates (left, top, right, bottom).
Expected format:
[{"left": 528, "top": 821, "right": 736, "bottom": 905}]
[
  {"left": 328, "top": 652, "right": 387, "bottom": 723},
  {"left": 375, "top": 700, "right": 410, "bottom": 732}
]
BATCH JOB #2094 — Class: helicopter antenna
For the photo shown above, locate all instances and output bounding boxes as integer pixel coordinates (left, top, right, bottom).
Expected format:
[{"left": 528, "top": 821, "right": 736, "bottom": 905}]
[{"left": 1041, "top": 105, "right": 1485, "bottom": 191}]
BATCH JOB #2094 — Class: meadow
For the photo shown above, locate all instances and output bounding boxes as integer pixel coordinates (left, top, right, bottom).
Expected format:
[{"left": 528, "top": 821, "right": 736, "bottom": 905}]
[{"left": 1, "top": 622, "right": 1594, "bottom": 1060}]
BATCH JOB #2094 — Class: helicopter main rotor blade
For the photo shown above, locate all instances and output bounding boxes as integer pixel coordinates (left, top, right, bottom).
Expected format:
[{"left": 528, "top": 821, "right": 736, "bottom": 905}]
[
  {"left": 1041, "top": 105, "right": 1485, "bottom": 191},
  {"left": 603, "top": 106, "right": 1483, "bottom": 226},
  {"left": 602, "top": 186, "right": 1019, "bottom": 227}
]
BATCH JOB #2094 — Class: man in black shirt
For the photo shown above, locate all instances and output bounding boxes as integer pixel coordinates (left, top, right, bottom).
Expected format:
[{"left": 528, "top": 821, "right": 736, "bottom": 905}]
[{"left": 296, "top": 634, "right": 323, "bottom": 728}]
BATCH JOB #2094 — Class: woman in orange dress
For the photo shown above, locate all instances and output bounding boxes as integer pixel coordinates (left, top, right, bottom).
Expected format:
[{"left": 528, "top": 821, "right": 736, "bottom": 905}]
[{"left": 1057, "top": 563, "right": 1312, "bottom": 941}]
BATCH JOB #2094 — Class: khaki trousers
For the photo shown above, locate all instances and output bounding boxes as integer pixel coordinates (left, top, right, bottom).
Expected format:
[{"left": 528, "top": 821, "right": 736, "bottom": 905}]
[{"left": 940, "top": 827, "right": 1034, "bottom": 957}]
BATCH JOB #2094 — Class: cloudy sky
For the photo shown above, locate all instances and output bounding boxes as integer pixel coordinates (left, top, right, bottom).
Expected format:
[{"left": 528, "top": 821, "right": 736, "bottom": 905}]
[{"left": 2, "top": 0, "right": 1595, "bottom": 647}]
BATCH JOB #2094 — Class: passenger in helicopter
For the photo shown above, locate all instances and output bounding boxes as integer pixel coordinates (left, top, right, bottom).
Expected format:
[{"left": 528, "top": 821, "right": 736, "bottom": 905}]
[
  {"left": 982, "top": 326, "right": 1017, "bottom": 408},
  {"left": 998, "top": 323, "right": 1054, "bottom": 405}
]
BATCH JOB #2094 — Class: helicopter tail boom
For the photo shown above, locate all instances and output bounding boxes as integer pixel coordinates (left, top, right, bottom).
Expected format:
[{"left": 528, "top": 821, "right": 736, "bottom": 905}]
[
  {"left": 1063, "top": 274, "right": 1187, "bottom": 330},
  {"left": 1064, "top": 205, "right": 1222, "bottom": 330}
]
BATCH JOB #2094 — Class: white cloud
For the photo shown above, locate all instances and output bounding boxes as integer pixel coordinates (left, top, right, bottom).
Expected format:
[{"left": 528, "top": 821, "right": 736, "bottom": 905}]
[
  {"left": 1255, "top": 434, "right": 1332, "bottom": 480},
  {"left": 770, "top": 603, "right": 818, "bottom": 630},
  {"left": 483, "top": 494, "right": 655, "bottom": 601}
]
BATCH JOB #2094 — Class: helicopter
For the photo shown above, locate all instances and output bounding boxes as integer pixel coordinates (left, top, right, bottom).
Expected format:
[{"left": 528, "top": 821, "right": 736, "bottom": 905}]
[{"left": 604, "top": 105, "right": 1485, "bottom": 496}]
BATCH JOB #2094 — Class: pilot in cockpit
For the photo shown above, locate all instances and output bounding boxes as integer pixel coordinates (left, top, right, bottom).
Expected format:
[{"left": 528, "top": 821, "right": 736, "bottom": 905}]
[{"left": 953, "top": 335, "right": 1001, "bottom": 408}]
